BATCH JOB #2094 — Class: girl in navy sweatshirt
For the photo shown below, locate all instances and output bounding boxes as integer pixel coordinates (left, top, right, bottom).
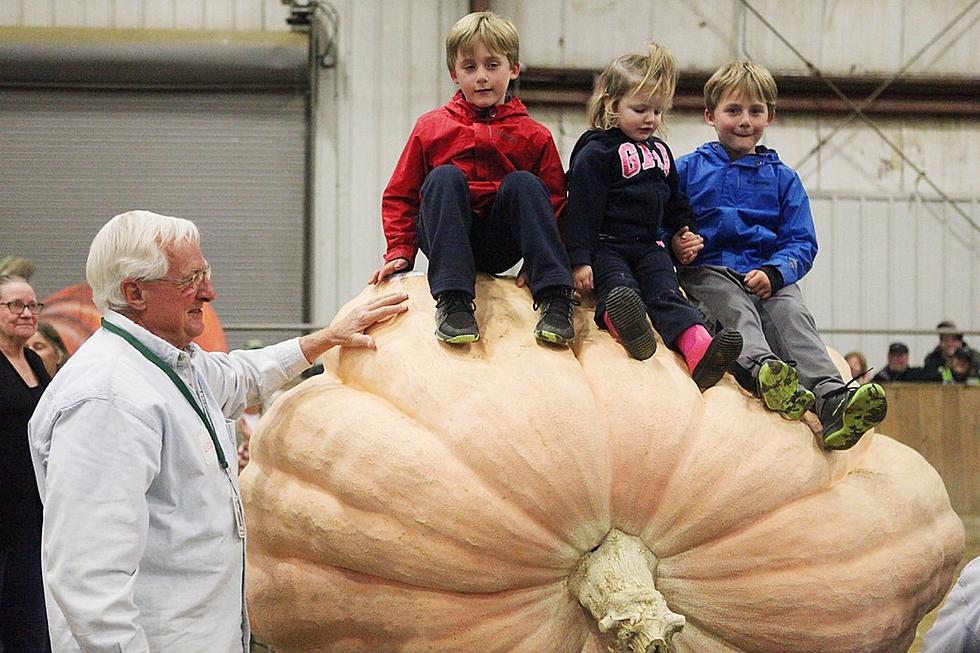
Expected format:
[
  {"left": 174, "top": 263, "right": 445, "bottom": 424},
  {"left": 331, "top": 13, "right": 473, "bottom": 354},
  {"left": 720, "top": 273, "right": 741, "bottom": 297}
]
[{"left": 565, "top": 43, "right": 742, "bottom": 391}]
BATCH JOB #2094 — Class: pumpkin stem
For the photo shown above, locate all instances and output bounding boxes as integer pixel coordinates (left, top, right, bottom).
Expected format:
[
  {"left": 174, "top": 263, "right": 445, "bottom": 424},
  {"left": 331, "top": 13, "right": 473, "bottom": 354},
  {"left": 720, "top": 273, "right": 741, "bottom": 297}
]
[{"left": 569, "top": 529, "right": 685, "bottom": 653}]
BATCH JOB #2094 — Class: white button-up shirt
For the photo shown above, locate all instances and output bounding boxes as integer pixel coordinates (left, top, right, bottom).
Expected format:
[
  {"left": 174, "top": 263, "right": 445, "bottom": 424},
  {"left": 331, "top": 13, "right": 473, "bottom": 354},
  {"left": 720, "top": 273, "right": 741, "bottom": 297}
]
[
  {"left": 29, "top": 311, "right": 310, "bottom": 652},
  {"left": 922, "top": 555, "right": 980, "bottom": 653}
]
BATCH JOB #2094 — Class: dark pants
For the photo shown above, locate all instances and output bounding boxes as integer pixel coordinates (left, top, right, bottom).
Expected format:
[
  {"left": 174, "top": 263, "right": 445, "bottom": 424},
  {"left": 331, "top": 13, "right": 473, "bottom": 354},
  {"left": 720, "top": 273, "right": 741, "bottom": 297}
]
[
  {"left": 0, "top": 528, "right": 50, "bottom": 653},
  {"left": 416, "top": 165, "right": 572, "bottom": 301},
  {"left": 593, "top": 240, "right": 704, "bottom": 350}
]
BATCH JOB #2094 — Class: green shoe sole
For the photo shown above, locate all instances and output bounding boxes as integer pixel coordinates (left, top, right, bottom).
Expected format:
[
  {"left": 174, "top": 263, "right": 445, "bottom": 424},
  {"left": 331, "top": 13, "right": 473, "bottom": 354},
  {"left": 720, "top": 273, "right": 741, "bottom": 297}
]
[
  {"left": 436, "top": 331, "right": 480, "bottom": 344},
  {"left": 823, "top": 383, "right": 888, "bottom": 450},
  {"left": 758, "top": 359, "right": 815, "bottom": 420},
  {"left": 534, "top": 329, "right": 572, "bottom": 346}
]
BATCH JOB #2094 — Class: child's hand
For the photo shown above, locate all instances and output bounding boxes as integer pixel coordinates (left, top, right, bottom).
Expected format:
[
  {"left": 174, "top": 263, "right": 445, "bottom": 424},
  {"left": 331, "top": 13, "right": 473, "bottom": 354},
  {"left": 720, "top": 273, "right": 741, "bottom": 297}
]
[
  {"left": 515, "top": 264, "right": 528, "bottom": 288},
  {"left": 744, "top": 269, "right": 772, "bottom": 299},
  {"left": 573, "top": 264, "right": 594, "bottom": 292},
  {"left": 369, "top": 258, "right": 409, "bottom": 285},
  {"left": 671, "top": 226, "right": 704, "bottom": 265}
]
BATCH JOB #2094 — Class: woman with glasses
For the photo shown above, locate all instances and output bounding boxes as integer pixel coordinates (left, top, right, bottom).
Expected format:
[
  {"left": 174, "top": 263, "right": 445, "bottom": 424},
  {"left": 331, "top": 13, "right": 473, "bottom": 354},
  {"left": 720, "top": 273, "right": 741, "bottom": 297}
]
[{"left": 0, "top": 273, "right": 51, "bottom": 651}]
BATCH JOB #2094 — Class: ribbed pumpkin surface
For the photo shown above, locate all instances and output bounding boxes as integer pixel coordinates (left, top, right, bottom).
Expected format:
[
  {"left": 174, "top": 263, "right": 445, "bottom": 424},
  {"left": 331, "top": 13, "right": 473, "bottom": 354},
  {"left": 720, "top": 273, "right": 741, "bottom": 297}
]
[{"left": 240, "top": 273, "right": 963, "bottom": 653}]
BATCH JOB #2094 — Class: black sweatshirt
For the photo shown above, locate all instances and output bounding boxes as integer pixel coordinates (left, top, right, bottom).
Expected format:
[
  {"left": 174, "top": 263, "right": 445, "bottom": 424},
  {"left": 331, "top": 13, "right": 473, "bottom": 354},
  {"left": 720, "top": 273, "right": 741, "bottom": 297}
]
[{"left": 565, "top": 128, "right": 697, "bottom": 267}]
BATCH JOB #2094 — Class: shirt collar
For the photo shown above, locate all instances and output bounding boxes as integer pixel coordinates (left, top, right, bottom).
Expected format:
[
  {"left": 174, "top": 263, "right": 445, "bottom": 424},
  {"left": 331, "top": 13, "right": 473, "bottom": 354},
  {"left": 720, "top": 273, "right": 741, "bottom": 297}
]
[{"left": 102, "top": 309, "right": 201, "bottom": 368}]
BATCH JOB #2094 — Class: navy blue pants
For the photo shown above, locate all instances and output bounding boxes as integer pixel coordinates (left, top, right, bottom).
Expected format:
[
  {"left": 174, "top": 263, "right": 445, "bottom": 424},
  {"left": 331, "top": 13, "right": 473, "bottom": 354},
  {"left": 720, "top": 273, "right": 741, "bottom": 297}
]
[
  {"left": 0, "top": 528, "right": 50, "bottom": 652},
  {"left": 416, "top": 165, "right": 573, "bottom": 301},
  {"left": 593, "top": 240, "right": 704, "bottom": 350}
]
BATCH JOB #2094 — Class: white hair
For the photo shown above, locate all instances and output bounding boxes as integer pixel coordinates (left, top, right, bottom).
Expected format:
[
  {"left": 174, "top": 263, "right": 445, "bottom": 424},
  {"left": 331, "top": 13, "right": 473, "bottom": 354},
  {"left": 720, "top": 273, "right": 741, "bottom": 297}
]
[{"left": 86, "top": 210, "right": 200, "bottom": 312}]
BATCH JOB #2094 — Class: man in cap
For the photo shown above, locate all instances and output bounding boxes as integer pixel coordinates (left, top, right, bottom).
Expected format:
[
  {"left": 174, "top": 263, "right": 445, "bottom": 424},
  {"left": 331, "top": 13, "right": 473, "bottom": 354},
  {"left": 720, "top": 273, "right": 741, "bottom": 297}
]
[
  {"left": 923, "top": 320, "right": 980, "bottom": 379},
  {"left": 873, "top": 342, "right": 937, "bottom": 383}
]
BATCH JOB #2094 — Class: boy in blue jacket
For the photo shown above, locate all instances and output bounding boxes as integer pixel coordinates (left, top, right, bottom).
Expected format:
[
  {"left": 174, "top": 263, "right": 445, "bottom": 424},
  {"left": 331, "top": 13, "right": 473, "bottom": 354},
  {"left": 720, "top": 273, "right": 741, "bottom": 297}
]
[{"left": 674, "top": 60, "right": 886, "bottom": 450}]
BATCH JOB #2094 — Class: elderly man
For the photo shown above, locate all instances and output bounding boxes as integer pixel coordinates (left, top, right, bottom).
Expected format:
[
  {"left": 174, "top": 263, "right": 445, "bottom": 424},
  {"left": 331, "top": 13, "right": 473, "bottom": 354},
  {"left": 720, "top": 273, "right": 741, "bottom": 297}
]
[{"left": 28, "top": 210, "right": 407, "bottom": 652}]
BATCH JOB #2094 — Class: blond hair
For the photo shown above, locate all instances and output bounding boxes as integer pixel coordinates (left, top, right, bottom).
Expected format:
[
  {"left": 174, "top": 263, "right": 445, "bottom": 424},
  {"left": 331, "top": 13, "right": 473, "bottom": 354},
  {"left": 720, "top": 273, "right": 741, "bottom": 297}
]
[
  {"left": 586, "top": 42, "right": 678, "bottom": 131},
  {"left": 445, "top": 11, "right": 519, "bottom": 73},
  {"left": 703, "top": 60, "right": 778, "bottom": 112}
]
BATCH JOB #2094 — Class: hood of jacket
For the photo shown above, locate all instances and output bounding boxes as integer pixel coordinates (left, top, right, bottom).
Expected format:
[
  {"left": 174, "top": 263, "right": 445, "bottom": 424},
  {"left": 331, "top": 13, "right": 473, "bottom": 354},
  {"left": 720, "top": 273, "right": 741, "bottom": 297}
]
[{"left": 569, "top": 127, "right": 633, "bottom": 164}]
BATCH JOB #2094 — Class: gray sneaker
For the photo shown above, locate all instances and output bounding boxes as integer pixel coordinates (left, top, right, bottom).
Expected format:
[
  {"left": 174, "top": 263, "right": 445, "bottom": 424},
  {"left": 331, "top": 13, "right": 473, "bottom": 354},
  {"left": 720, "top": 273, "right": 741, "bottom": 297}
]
[
  {"left": 434, "top": 292, "right": 479, "bottom": 344},
  {"left": 533, "top": 287, "right": 577, "bottom": 346}
]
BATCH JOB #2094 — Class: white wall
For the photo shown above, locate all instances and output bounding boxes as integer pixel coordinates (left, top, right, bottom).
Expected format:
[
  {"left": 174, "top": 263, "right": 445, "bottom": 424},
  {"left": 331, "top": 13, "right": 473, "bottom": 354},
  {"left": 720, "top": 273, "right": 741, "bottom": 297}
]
[
  {"left": 2, "top": 0, "right": 977, "bottom": 371},
  {"left": 496, "top": 0, "right": 979, "bottom": 77}
]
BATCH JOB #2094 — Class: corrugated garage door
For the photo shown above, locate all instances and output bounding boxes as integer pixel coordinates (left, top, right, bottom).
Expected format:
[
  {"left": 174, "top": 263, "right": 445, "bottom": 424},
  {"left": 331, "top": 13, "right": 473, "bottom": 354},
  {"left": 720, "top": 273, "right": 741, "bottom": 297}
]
[{"left": 0, "top": 88, "right": 308, "bottom": 350}]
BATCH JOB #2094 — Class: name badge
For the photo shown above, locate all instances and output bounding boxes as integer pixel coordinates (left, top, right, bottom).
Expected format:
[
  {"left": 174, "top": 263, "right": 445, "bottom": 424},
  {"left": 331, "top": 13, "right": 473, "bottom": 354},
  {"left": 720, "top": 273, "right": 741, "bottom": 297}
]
[{"left": 226, "top": 470, "right": 247, "bottom": 540}]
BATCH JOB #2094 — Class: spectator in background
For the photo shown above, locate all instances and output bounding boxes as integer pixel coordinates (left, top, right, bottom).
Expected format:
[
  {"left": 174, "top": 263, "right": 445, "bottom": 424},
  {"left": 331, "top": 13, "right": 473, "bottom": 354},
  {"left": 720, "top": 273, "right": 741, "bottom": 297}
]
[
  {"left": 873, "top": 342, "right": 938, "bottom": 383},
  {"left": 843, "top": 351, "right": 872, "bottom": 384},
  {"left": 27, "top": 321, "right": 69, "bottom": 378},
  {"left": 924, "top": 321, "right": 980, "bottom": 379},
  {"left": 942, "top": 347, "right": 980, "bottom": 385},
  {"left": 0, "top": 274, "right": 51, "bottom": 652}
]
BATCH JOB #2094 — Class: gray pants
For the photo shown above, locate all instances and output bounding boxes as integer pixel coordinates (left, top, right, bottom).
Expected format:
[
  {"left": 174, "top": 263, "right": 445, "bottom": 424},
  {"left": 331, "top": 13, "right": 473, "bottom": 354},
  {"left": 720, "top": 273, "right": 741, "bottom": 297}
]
[{"left": 678, "top": 265, "right": 845, "bottom": 414}]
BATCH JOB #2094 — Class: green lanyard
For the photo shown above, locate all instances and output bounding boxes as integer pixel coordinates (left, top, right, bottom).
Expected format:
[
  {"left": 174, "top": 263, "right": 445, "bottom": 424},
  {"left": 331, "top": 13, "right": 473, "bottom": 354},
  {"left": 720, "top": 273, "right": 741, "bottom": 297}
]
[{"left": 101, "top": 318, "right": 229, "bottom": 470}]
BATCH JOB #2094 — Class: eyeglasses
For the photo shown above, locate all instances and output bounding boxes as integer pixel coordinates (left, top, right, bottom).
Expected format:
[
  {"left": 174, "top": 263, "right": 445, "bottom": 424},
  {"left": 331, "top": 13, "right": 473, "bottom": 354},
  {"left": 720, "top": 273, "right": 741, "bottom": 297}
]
[
  {"left": 155, "top": 264, "right": 212, "bottom": 290},
  {"left": 1, "top": 300, "right": 44, "bottom": 315}
]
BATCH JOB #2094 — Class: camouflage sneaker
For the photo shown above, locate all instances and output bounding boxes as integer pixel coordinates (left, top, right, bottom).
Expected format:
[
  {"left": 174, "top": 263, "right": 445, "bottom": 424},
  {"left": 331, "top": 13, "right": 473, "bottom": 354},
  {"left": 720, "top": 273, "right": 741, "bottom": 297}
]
[
  {"left": 603, "top": 286, "right": 657, "bottom": 360},
  {"left": 756, "top": 359, "right": 815, "bottom": 420},
  {"left": 820, "top": 382, "right": 888, "bottom": 450}
]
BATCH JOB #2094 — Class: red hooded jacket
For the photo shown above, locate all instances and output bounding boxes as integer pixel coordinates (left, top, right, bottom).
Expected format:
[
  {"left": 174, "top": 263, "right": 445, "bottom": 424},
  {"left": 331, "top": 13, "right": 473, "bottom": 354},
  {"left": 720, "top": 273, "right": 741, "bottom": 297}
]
[{"left": 381, "top": 91, "right": 567, "bottom": 264}]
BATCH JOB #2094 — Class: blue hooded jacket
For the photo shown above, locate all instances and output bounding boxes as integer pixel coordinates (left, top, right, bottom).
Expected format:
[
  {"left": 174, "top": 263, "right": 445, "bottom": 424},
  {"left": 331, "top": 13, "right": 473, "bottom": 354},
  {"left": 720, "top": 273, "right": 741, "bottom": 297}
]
[{"left": 675, "top": 141, "right": 817, "bottom": 287}]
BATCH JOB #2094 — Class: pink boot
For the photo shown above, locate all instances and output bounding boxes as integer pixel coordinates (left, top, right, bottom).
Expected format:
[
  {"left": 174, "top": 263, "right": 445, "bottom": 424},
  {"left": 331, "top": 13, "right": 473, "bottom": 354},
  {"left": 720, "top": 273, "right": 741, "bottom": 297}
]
[{"left": 677, "top": 324, "right": 743, "bottom": 391}]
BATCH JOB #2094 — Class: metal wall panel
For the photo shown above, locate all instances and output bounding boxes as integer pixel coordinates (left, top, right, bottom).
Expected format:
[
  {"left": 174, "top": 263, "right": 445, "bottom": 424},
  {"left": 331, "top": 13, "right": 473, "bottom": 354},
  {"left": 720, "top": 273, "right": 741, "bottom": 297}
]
[
  {"left": 803, "top": 193, "right": 979, "bottom": 373},
  {"left": 496, "top": 0, "right": 979, "bottom": 76}
]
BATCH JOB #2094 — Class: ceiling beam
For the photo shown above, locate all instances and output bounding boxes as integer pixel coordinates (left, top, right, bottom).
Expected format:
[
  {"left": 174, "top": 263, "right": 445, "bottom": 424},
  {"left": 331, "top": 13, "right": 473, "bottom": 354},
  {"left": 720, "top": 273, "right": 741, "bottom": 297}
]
[{"left": 515, "top": 67, "right": 980, "bottom": 117}]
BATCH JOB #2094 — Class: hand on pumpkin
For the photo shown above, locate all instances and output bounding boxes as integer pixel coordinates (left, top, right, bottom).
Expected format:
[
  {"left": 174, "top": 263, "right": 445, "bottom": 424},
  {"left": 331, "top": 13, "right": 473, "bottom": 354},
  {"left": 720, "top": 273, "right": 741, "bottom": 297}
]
[
  {"left": 236, "top": 417, "right": 252, "bottom": 474},
  {"left": 670, "top": 227, "right": 703, "bottom": 265},
  {"left": 369, "top": 258, "right": 410, "bottom": 285},
  {"left": 573, "top": 264, "right": 594, "bottom": 292},
  {"left": 743, "top": 269, "right": 772, "bottom": 299},
  {"left": 300, "top": 292, "right": 409, "bottom": 361}
]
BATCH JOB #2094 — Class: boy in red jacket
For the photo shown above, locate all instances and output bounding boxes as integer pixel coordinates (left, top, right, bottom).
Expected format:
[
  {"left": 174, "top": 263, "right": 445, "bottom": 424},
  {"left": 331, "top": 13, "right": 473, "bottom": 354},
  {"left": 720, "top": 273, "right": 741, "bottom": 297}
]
[{"left": 370, "top": 11, "right": 575, "bottom": 346}]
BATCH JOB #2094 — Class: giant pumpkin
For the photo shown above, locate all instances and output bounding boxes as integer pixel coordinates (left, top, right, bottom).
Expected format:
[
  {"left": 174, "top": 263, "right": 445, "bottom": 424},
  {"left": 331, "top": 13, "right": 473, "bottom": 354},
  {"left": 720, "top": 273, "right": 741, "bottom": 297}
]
[{"left": 240, "top": 273, "right": 963, "bottom": 653}]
